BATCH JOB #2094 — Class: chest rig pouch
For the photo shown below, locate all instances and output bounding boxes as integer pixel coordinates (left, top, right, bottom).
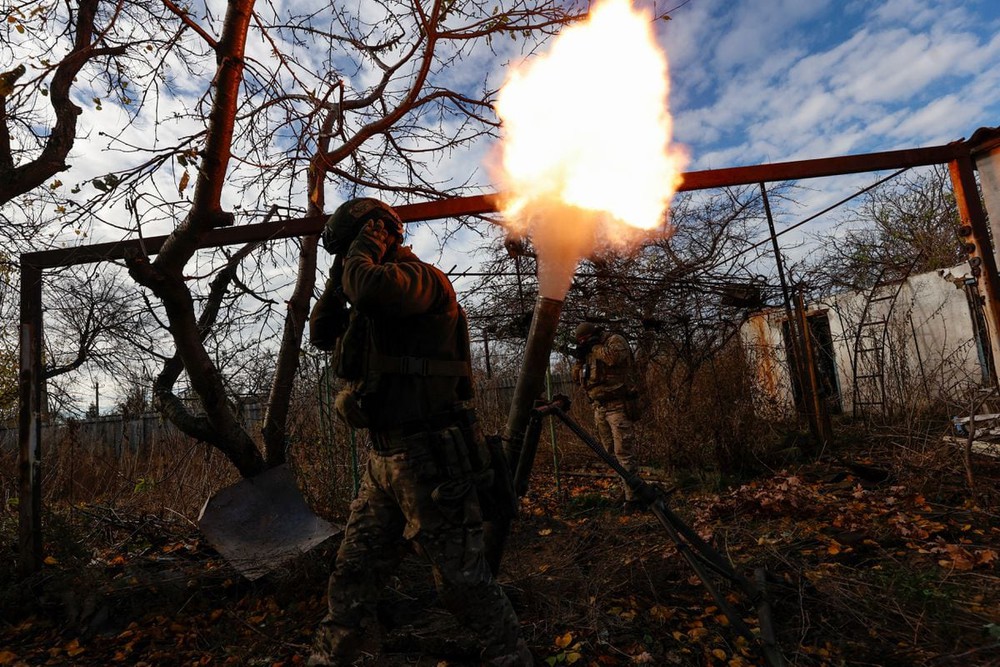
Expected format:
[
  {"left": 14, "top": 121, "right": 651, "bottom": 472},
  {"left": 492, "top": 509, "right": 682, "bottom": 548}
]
[
  {"left": 333, "top": 309, "right": 473, "bottom": 428},
  {"left": 330, "top": 311, "right": 370, "bottom": 427}
]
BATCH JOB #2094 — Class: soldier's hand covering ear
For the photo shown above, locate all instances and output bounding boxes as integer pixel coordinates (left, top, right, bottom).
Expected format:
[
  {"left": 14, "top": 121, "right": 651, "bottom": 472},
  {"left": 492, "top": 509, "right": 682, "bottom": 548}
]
[{"left": 348, "top": 219, "right": 393, "bottom": 263}]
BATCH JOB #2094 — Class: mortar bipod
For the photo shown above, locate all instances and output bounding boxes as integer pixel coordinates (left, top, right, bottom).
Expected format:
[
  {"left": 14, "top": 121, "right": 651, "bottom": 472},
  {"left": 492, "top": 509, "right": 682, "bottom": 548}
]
[{"left": 515, "top": 395, "right": 786, "bottom": 667}]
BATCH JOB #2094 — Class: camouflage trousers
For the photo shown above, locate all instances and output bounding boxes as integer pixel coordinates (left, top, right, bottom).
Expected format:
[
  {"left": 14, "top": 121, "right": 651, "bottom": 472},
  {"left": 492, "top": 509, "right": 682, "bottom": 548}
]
[
  {"left": 310, "top": 428, "right": 527, "bottom": 666},
  {"left": 593, "top": 402, "right": 637, "bottom": 501}
]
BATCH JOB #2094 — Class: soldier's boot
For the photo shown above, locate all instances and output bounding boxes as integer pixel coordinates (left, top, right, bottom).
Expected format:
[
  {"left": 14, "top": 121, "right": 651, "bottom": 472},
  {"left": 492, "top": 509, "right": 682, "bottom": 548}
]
[
  {"left": 484, "top": 638, "right": 534, "bottom": 667},
  {"left": 306, "top": 619, "right": 362, "bottom": 667}
]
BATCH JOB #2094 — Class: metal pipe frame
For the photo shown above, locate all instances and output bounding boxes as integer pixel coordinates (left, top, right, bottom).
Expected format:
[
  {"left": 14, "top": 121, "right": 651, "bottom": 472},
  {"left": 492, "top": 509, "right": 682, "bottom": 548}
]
[{"left": 17, "top": 132, "right": 999, "bottom": 575}]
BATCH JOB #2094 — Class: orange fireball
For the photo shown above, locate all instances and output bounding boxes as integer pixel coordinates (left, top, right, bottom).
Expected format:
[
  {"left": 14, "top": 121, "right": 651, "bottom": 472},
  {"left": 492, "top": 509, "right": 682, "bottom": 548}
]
[{"left": 493, "top": 0, "right": 686, "bottom": 298}]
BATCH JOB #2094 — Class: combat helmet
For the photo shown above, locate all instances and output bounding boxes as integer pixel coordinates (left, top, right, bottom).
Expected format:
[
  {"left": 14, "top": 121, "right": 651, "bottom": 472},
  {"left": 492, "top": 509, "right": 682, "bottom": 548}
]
[
  {"left": 574, "top": 321, "right": 602, "bottom": 343},
  {"left": 321, "top": 198, "right": 404, "bottom": 254}
]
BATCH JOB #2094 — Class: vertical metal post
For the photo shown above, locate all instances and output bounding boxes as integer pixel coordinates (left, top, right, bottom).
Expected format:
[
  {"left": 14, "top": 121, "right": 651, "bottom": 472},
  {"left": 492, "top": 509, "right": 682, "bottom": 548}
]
[
  {"left": 545, "top": 366, "right": 561, "bottom": 498},
  {"left": 483, "top": 331, "right": 493, "bottom": 379},
  {"left": 949, "top": 152, "right": 1000, "bottom": 383},
  {"left": 761, "top": 184, "right": 822, "bottom": 447},
  {"left": 18, "top": 262, "right": 43, "bottom": 578},
  {"left": 761, "top": 184, "right": 799, "bottom": 353},
  {"left": 967, "top": 132, "right": 1000, "bottom": 384}
]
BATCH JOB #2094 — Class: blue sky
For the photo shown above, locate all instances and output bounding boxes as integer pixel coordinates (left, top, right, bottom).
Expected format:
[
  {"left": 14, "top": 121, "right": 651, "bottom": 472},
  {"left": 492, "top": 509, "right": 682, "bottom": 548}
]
[
  {"left": 15, "top": 0, "right": 1000, "bottom": 408},
  {"left": 658, "top": 0, "right": 1000, "bottom": 169},
  {"left": 35, "top": 0, "right": 1000, "bottom": 252},
  {"left": 419, "top": 0, "right": 1000, "bottom": 284}
]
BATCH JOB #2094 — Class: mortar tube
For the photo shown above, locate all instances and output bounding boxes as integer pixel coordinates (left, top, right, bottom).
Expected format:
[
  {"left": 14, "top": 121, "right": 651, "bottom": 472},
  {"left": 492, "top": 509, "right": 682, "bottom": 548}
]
[
  {"left": 502, "top": 295, "right": 565, "bottom": 480},
  {"left": 485, "top": 295, "right": 564, "bottom": 574}
]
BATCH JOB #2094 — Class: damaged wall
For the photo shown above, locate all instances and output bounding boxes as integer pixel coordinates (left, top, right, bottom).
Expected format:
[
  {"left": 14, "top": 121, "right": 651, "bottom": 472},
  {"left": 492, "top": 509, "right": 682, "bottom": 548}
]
[{"left": 741, "top": 262, "right": 990, "bottom": 416}]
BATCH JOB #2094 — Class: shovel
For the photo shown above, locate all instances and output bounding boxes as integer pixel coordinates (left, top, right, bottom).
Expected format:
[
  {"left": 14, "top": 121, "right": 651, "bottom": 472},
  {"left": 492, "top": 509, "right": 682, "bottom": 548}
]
[{"left": 198, "top": 464, "right": 341, "bottom": 580}]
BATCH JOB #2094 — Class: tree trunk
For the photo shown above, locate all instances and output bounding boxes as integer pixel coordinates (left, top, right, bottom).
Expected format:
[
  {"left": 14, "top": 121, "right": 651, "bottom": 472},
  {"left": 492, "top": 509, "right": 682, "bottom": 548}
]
[
  {"left": 261, "top": 110, "right": 338, "bottom": 466},
  {"left": 262, "top": 234, "right": 319, "bottom": 466},
  {"left": 126, "top": 0, "right": 266, "bottom": 477}
]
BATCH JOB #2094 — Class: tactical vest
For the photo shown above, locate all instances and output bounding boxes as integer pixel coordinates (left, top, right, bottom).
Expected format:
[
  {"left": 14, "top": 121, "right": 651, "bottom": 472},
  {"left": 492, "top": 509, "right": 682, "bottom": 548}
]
[
  {"left": 335, "top": 306, "right": 474, "bottom": 426},
  {"left": 582, "top": 333, "right": 634, "bottom": 402}
]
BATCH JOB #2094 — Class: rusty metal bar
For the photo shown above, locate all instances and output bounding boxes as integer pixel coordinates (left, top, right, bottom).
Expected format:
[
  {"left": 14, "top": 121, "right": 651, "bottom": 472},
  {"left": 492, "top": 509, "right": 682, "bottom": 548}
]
[
  {"left": 18, "top": 263, "right": 43, "bottom": 578},
  {"left": 949, "top": 152, "right": 1000, "bottom": 384},
  {"left": 22, "top": 144, "right": 966, "bottom": 270},
  {"left": 677, "top": 143, "right": 964, "bottom": 191},
  {"left": 21, "top": 216, "right": 323, "bottom": 268},
  {"left": 22, "top": 196, "right": 500, "bottom": 269},
  {"left": 971, "top": 131, "right": 1000, "bottom": 369}
]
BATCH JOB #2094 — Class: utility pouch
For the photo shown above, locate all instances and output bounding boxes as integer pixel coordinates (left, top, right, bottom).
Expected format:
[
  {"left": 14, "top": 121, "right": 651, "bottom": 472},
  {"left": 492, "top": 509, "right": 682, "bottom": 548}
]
[
  {"left": 430, "top": 426, "right": 475, "bottom": 525},
  {"left": 334, "top": 387, "right": 369, "bottom": 428},
  {"left": 336, "top": 314, "right": 369, "bottom": 382}
]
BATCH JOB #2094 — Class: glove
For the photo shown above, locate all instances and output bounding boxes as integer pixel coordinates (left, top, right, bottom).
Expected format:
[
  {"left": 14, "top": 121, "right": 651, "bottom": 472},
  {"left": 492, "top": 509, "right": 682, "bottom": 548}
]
[
  {"left": 334, "top": 388, "right": 369, "bottom": 428},
  {"left": 347, "top": 219, "right": 392, "bottom": 263}
]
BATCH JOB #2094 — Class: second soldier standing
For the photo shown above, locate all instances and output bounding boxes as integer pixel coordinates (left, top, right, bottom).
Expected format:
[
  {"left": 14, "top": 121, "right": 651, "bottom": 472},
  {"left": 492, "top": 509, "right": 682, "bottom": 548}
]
[{"left": 572, "top": 322, "right": 643, "bottom": 511}]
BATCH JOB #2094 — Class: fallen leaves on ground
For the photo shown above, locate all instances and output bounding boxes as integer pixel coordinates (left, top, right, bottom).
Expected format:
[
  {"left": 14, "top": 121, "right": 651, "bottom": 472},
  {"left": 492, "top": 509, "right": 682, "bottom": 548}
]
[{"left": 3, "top": 445, "right": 1000, "bottom": 666}]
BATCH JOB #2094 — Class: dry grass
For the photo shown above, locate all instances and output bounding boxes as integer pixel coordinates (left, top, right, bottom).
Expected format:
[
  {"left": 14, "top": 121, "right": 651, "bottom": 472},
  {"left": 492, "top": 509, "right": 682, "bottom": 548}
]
[{"left": 4, "top": 356, "right": 1000, "bottom": 666}]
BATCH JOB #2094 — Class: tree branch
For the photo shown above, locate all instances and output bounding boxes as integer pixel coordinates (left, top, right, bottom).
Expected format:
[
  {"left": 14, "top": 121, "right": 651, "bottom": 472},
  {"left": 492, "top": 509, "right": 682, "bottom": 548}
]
[
  {"left": 162, "top": 0, "right": 220, "bottom": 49},
  {"left": 0, "top": 0, "right": 127, "bottom": 203}
]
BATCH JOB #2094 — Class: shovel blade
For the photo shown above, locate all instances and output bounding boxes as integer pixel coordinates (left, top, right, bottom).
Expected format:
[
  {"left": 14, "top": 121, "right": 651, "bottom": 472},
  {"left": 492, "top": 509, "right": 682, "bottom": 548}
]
[{"left": 198, "top": 464, "right": 340, "bottom": 580}]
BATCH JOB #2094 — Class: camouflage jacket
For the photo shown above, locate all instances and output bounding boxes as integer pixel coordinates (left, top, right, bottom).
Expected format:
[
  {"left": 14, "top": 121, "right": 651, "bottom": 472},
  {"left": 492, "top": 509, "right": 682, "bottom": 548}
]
[
  {"left": 312, "top": 240, "right": 472, "bottom": 432},
  {"left": 573, "top": 332, "right": 634, "bottom": 404}
]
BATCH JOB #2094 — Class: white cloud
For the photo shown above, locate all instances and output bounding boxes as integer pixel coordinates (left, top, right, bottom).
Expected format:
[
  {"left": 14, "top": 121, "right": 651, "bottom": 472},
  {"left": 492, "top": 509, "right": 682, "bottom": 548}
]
[
  {"left": 870, "top": 0, "right": 956, "bottom": 30},
  {"left": 833, "top": 31, "right": 977, "bottom": 104},
  {"left": 888, "top": 94, "right": 981, "bottom": 143},
  {"left": 663, "top": 0, "right": 1000, "bottom": 173},
  {"left": 711, "top": 0, "right": 831, "bottom": 73}
]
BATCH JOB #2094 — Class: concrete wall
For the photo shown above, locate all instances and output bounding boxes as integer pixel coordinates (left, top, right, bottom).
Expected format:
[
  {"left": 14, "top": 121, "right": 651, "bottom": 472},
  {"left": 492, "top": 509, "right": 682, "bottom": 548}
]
[{"left": 741, "top": 262, "right": 988, "bottom": 415}]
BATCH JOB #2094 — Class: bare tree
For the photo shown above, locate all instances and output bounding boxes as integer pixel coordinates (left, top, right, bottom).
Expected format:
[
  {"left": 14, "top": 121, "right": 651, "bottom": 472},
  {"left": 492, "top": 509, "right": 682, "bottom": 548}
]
[
  {"left": 465, "top": 186, "right": 771, "bottom": 376},
  {"left": 7, "top": 0, "right": 585, "bottom": 476},
  {"left": 801, "top": 166, "right": 965, "bottom": 294},
  {"left": 113, "top": 0, "right": 579, "bottom": 476}
]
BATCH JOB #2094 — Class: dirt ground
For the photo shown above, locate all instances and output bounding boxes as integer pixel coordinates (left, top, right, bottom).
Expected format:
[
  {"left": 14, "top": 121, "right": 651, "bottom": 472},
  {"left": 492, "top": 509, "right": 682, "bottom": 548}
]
[{"left": 3, "top": 437, "right": 1000, "bottom": 667}]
